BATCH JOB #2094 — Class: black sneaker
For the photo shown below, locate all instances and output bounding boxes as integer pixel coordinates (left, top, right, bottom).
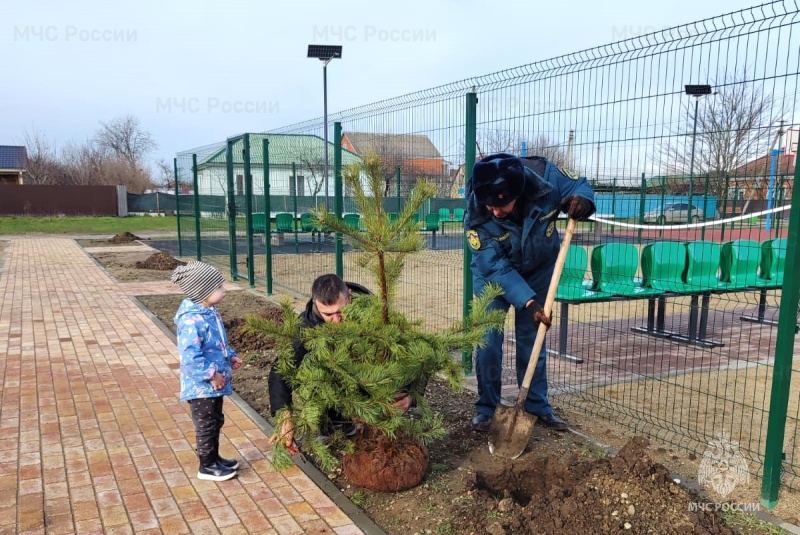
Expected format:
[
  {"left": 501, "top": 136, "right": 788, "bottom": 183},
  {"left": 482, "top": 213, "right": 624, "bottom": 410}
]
[
  {"left": 197, "top": 462, "right": 238, "bottom": 481},
  {"left": 217, "top": 456, "right": 239, "bottom": 470}
]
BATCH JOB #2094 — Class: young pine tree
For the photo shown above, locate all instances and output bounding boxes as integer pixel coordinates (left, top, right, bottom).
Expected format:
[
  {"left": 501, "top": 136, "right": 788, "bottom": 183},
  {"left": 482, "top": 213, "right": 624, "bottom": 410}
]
[{"left": 245, "top": 153, "right": 504, "bottom": 474}]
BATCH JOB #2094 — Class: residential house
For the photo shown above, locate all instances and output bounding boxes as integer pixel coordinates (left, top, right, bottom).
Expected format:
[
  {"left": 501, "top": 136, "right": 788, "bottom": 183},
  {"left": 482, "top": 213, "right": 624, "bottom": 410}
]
[
  {"left": 0, "top": 146, "right": 27, "bottom": 185},
  {"left": 341, "top": 132, "right": 450, "bottom": 195},
  {"left": 728, "top": 153, "right": 795, "bottom": 213},
  {"left": 195, "top": 134, "right": 363, "bottom": 201}
]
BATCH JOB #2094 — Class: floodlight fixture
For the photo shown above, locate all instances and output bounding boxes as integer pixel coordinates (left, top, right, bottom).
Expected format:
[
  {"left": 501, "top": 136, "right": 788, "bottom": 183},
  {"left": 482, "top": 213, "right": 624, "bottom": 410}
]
[
  {"left": 684, "top": 84, "right": 712, "bottom": 96},
  {"left": 307, "top": 45, "right": 342, "bottom": 61}
]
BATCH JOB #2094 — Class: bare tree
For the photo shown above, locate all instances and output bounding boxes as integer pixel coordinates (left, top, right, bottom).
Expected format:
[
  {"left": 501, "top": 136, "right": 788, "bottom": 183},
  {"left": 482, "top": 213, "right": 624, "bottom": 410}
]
[
  {"left": 292, "top": 148, "right": 327, "bottom": 197},
  {"left": 475, "top": 129, "right": 525, "bottom": 158},
  {"left": 155, "top": 159, "right": 175, "bottom": 190},
  {"left": 657, "top": 73, "right": 780, "bottom": 197},
  {"left": 525, "top": 134, "right": 572, "bottom": 169},
  {"left": 95, "top": 115, "right": 157, "bottom": 167},
  {"left": 21, "top": 128, "right": 62, "bottom": 185}
]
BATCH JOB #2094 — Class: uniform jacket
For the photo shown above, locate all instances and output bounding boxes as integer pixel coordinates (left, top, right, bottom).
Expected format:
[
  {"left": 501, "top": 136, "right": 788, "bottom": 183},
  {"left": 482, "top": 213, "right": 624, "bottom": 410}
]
[
  {"left": 174, "top": 298, "right": 237, "bottom": 402},
  {"left": 464, "top": 156, "right": 595, "bottom": 309}
]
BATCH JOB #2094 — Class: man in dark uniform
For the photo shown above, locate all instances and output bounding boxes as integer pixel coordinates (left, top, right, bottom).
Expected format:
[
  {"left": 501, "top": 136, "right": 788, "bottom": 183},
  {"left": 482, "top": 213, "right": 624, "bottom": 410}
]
[
  {"left": 464, "top": 153, "right": 595, "bottom": 432},
  {"left": 267, "top": 274, "right": 413, "bottom": 451}
]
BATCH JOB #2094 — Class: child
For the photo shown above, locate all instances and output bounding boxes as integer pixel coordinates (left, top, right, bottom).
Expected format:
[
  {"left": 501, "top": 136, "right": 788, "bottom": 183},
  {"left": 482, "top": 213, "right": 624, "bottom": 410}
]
[{"left": 171, "top": 261, "right": 242, "bottom": 481}]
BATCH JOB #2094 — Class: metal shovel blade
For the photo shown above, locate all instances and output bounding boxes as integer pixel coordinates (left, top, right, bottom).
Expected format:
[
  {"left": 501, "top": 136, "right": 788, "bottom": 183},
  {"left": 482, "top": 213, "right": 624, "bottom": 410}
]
[{"left": 488, "top": 404, "right": 537, "bottom": 459}]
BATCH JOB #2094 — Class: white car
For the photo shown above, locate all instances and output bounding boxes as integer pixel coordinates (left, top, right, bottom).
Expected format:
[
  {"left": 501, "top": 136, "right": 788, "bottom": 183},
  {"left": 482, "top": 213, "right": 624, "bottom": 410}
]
[{"left": 643, "top": 203, "right": 704, "bottom": 224}]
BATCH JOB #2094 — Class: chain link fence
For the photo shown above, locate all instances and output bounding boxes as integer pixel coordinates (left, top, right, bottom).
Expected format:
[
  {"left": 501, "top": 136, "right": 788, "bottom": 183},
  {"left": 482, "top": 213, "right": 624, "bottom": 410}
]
[{"left": 175, "top": 0, "right": 800, "bottom": 503}]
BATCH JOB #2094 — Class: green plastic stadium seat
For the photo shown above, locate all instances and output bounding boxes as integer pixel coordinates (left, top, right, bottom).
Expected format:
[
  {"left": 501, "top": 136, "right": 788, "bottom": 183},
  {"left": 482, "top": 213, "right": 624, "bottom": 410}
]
[
  {"left": 343, "top": 213, "right": 361, "bottom": 231},
  {"left": 300, "top": 212, "right": 316, "bottom": 232},
  {"left": 275, "top": 213, "right": 294, "bottom": 233},
  {"left": 438, "top": 208, "right": 451, "bottom": 222},
  {"left": 641, "top": 241, "right": 691, "bottom": 293},
  {"left": 423, "top": 213, "right": 440, "bottom": 232},
  {"left": 556, "top": 245, "right": 610, "bottom": 301},
  {"left": 684, "top": 241, "right": 724, "bottom": 292},
  {"left": 252, "top": 213, "right": 267, "bottom": 234},
  {"left": 591, "top": 243, "right": 661, "bottom": 297},
  {"left": 759, "top": 238, "right": 787, "bottom": 287},
  {"left": 719, "top": 240, "right": 764, "bottom": 290},
  {"left": 453, "top": 207, "right": 465, "bottom": 222}
]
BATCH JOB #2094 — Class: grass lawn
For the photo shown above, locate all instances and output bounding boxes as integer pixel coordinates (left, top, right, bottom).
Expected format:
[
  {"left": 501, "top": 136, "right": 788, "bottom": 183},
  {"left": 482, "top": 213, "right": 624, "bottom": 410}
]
[{"left": 0, "top": 216, "right": 179, "bottom": 235}]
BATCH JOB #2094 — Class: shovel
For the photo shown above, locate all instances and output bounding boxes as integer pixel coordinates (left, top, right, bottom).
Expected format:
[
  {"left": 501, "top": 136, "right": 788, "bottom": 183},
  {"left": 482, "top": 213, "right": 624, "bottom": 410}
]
[{"left": 488, "top": 217, "right": 577, "bottom": 459}]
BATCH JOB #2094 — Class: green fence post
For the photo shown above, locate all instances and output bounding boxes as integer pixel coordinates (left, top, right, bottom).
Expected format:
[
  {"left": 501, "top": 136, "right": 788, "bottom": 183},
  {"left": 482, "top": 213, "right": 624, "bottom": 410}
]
[
  {"left": 263, "top": 139, "right": 273, "bottom": 296},
  {"left": 659, "top": 176, "right": 666, "bottom": 239},
  {"left": 462, "top": 89, "right": 477, "bottom": 373},
  {"left": 192, "top": 154, "right": 201, "bottom": 260},
  {"left": 760, "top": 163, "right": 800, "bottom": 509},
  {"left": 638, "top": 173, "right": 646, "bottom": 245},
  {"left": 611, "top": 177, "right": 617, "bottom": 236},
  {"left": 334, "top": 122, "right": 343, "bottom": 278},
  {"left": 243, "top": 134, "right": 255, "bottom": 288},
  {"left": 292, "top": 162, "right": 299, "bottom": 254},
  {"left": 174, "top": 158, "right": 183, "bottom": 257},
  {"left": 701, "top": 174, "right": 710, "bottom": 240},
  {"left": 226, "top": 138, "right": 238, "bottom": 280},
  {"left": 395, "top": 165, "right": 401, "bottom": 213},
  {"left": 720, "top": 175, "right": 729, "bottom": 242}
]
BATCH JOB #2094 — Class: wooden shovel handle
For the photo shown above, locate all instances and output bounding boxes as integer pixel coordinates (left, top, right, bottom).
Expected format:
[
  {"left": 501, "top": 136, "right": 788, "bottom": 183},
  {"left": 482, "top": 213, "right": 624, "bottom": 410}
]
[{"left": 517, "top": 218, "right": 577, "bottom": 399}]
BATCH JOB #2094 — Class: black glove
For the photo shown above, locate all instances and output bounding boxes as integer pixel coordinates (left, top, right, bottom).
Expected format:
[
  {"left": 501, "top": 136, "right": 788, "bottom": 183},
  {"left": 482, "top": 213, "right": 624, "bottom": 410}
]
[
  {"left": 526, "top": 301, "right": 551, "bottom": 331},
  {"left": 561, "top": 196, "right": 595, "bottom": 220}
]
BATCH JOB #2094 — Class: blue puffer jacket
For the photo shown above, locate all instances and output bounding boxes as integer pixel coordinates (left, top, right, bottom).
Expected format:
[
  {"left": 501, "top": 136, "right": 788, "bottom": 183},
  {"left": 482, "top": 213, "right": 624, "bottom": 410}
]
[
  {"left": 174, "top": 299, "right": 237, "bottom": 402},
  {"left": 464, "top": 156, "right": 595, "bottom": 308}
]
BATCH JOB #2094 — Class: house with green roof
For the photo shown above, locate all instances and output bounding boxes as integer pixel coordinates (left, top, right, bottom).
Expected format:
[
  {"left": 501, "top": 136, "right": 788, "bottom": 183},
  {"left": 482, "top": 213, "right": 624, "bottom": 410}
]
[{"left": 195, "top": 133, "right": 363, "bottom": 198}]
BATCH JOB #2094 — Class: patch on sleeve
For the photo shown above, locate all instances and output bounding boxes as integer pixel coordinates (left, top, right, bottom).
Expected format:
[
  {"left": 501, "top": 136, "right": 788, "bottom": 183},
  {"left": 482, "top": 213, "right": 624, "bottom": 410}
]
[
  {"left": 556, "top": 164, "right": 580, "bottom": 180},
  {"left": 546, "top": 222, "right": 555, "bottom": 237},
  {"left": 467, "top": 230, "right": 481, "bottom": 250}
]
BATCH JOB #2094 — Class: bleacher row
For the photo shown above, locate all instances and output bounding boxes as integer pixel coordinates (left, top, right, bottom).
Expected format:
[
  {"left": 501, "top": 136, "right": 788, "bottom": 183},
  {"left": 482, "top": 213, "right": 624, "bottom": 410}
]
[
  {"left": 251, "top": 208, "right": 466, "bottom": 235},
  {"left": 550, "top": 238, "right": 788, "bottom": 361}
]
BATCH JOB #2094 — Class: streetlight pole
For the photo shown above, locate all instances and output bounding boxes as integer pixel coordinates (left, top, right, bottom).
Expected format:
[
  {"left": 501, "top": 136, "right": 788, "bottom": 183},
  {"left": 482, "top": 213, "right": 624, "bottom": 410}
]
[
  {"left": 684, "top": 84, "right": 712, "bottom": 223},
  {"left": 323, "top": 58, "right": 330, "bottom": 209},
  {"left": 307, "top": 45, "right": 342, "bottom": 210},
  {"left": 688, "top": 97, "right": 699, "bottom": 223}
]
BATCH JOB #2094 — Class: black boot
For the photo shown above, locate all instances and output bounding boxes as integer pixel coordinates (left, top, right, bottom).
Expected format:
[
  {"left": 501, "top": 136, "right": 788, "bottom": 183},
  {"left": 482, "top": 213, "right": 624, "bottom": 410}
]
[
  {"left": 213, "top": 436, "right": 239, "bottom": 470},
  {"left": 197, "top": 455, "right": 237, "bottom": 482}
]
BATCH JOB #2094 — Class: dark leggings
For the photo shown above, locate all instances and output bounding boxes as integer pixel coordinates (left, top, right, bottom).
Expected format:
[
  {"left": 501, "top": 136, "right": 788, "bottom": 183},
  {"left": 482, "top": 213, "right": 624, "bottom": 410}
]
[{"left": 189, "top": 397, "right": 224, "bottom": 464}]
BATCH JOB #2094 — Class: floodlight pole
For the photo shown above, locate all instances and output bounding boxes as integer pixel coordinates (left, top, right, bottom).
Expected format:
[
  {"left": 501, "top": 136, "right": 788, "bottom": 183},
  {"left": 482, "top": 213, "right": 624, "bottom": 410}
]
[
  {"left": 684, "top": 84, "right": 712, "bottom": 224},
  {"left": 323, "top": 57, "right": 331, "bottom": 210},
  {"left": 688, "top": 97, "right": 699, "bottom": 221}
]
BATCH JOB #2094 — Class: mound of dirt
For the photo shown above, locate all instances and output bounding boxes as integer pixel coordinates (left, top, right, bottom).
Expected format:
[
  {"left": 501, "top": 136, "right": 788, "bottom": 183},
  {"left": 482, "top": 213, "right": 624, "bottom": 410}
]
[
  {"left": 465, "top": 436, "right": 735, "bottom": 535},
  {"left": 225, "top": 307, "right": 285, "bottom": 353},
  {"left": 108, "top": 232, "right": 141, "bottom": 243},
  {"left": 135, "top": 252, "right": 186, "bottom": 271}
]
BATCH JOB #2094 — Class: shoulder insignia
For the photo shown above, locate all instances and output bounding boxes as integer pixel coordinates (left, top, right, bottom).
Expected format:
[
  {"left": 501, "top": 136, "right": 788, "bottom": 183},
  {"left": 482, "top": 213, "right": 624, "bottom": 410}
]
[
  {"left": 539, "top": 208, "right": 559, "bottom": 222},
  {"left": 556, "top": 164, "right": 580, "bottom": 180},
  {"left": 494, "top": 232, "right": 510, "bottom": 242},
  {"left": 467, "top": 230, "right": 481, "bottom": 250},
  {"left": 546, "top": 222, "right": 555, "bottom": 237}
]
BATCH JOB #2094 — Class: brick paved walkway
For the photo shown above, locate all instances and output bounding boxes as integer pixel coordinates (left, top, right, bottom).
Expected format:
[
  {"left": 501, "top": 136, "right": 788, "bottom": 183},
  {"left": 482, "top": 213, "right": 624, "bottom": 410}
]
[{"left": 0, "top": 239, "right": 366, "bottom": 535}]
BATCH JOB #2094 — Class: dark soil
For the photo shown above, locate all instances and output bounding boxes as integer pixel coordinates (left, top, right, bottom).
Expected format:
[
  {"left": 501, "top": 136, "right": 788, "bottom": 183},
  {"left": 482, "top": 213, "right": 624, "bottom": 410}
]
[
  {"left": 108, "top": 231, "right": 141, "bottom": 243},
  {"left": 134, "top": 251, "right": 186, "bottom": 270},
  {"left": 89, "top": 251, "right": 176, "bottom": 282},
  {"left": 134, "top": 289, "right": 770, "bottom": 535}
]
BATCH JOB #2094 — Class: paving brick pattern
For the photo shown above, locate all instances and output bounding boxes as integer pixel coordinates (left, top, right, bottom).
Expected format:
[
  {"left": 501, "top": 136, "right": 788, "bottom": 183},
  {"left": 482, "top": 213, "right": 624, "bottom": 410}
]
[{"left": 0, "top": 239, "right": 363, "bottom": 535}]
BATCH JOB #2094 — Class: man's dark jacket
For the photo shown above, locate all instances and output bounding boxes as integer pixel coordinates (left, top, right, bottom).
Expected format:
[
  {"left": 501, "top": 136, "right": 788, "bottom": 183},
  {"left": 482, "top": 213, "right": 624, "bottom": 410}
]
[{"left": 268, "top": 282, "right": 370, "bottom": 416}]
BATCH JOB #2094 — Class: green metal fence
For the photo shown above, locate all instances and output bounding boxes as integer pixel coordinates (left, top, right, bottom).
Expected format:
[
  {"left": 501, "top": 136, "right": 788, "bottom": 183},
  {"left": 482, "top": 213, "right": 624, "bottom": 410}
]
[{"left": 176, "top": 0, "right": 800, "bottom": 505}]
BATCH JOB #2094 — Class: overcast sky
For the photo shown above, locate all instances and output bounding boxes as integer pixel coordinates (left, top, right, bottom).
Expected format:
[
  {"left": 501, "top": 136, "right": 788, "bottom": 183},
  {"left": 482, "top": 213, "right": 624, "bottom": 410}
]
[{"left": 1, "top": 0, "right": 769, "bottom": 170}]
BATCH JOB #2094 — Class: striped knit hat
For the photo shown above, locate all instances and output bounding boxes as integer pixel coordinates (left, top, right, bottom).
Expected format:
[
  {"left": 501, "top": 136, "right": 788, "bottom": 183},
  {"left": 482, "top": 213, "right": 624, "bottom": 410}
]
[{"left": 171, "top": 261, "right": 225, "bottom": 304}]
